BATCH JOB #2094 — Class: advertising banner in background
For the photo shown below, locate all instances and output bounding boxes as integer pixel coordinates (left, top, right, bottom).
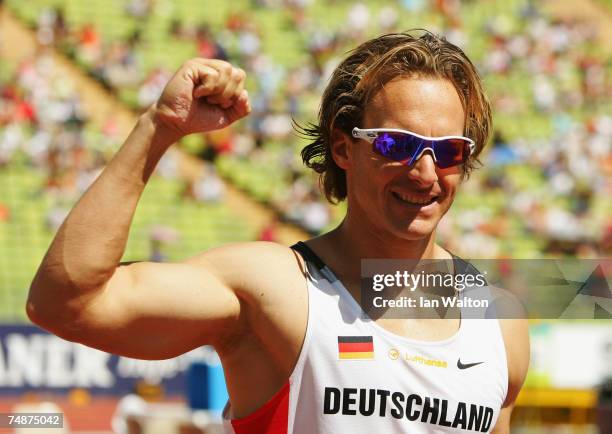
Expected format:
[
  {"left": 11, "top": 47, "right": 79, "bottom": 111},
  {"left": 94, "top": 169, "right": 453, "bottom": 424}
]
[
  {"left": 526, "top": 321, "right": 612, "bottom": 389},
  {"left": 0, "top": 324, "right": 226, "bottom": 400}
]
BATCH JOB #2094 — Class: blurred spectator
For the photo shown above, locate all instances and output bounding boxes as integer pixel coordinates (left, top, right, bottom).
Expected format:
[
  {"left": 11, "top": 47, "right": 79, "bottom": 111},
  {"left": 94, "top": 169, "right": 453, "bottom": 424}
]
[
  {"left": 138, "top": 68, "right": 171, "bottom": 108},
  {"left": 76, "top": 23, "right": 102, "bottom": 64},
  {"left": 258, "top": 218, "right": 279, "bottom": 242},
  {"left": 150, "top": 239, "right": 166, "bottom": 262},
  {"left": 486, "top": 131, "right": 520, "bottom": 166},
  {"left": 236, "top": 21, "right": 262, "bottom": 60},
  {"left": 192, "top": 164, "right": 225, "bottom": 203},
  {"left": 45, "top": 205, "right": 69, "bottom": 231},
  {"left": 378, "top": 6, "right": 398, "bottom": 32},
  {"left": 169, "top": 17, "right": 188, "bottom": 39},
  {"left": 111, "top": 389, "right": 148, "bottom": 434},
  {"left": 125, "top": 0, "right": 154, "bottom": 19},
  {"left": 196, "top": 25, "right": 228, "bottom": 60},
  {"left": 103, "top": 40, "right": 141, "bottom": 88},
  {"left": 36, "top": 7, "right": 68, "bottom": 47},
  {"left": 149, "top": 225, "right": 179, "bottom": 262},
  {"left": 399, "top": 0, "right": 426, "bottom": 13},
  {"left": 346, "top": 3, "right": 370, "bottom": 39},
  {"left": 0, "top": 203, "right": 10, "bottom": 221}
]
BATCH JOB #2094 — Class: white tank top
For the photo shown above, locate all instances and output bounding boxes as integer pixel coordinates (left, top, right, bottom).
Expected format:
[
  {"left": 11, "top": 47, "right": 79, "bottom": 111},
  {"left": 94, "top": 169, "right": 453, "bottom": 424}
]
[{"left": 223, "top": 242, "right": 508, "bottom": 434}]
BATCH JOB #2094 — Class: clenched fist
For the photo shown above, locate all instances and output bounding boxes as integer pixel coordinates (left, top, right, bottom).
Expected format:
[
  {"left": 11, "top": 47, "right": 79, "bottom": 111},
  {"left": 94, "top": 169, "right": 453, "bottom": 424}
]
[{"left": 152, "top": 59, "right": 250, "bottom": 141}]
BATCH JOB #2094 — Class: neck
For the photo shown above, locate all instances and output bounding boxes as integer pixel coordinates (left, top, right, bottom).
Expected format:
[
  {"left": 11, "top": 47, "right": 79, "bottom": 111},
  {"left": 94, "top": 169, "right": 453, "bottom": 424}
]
[
  {"left": 329, "top": 214, "right": 442, "bottom": 261},
  {"left": 308, "top": 211, "right": 453, "bottom": 310},
  {"left": 310, "top": 214, "right": 447, "bottom": 289}
]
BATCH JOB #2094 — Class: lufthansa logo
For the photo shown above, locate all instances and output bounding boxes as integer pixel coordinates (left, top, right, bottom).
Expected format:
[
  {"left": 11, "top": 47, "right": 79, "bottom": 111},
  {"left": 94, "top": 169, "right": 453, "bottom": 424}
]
[
  {"left": 388, "top": 349, "right": 400, "bottom": 360},
  {"left": 387, "top": 349, "right": 448, "bottom": 368}
]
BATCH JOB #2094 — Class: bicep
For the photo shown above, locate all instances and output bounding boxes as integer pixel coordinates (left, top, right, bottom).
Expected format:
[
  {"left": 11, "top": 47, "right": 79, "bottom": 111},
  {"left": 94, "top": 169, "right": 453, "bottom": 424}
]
[{"left": 71, "top": 258, "right": 242, "bottom": 359}]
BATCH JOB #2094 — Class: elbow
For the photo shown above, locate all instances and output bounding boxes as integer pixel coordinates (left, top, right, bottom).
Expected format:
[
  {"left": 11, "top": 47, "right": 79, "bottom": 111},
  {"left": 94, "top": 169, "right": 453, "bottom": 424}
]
[
  {"left": 26, "top": 276, "right": 52, "bottom": 329},
  {"left": 25, "top": 295, "right": 85, "bottom": 343},
  {"left": 26, "top": 255, "right": 114, "bottom": 341},
  {"left": 25, "top": 297, "right": 43, "bottom": 327},
  {"left": 25, "top": 279, "right": 84, "bottom": 342},
  {"left": 25, "top": 287, "right": 65, "bottom": 334},
  {"left": 27, "top": 270, "right": 58, "bottom": 328},
  {"left": 26, "top": 257, "right": 119, "bottom": 343}
]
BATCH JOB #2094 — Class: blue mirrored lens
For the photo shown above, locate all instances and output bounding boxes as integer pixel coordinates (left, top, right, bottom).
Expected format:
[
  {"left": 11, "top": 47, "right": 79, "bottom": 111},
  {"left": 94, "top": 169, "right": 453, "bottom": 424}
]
[
  {"left": 373, "top": 133, "right": 422, "bottom": 161},
  {"left": 372, "top": 132, "right": 469, "bottom": 167}
]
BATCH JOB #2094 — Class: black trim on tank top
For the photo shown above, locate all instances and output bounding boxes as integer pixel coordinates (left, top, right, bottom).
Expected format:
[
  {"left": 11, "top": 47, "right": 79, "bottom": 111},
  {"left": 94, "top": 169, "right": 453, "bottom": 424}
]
[
  {"left": 290, "top": 241, "right": 487, "bottom": 286},
  {"left": 291, "top": 241, "right": 338, "bottom": 282},
  {"left": 449, "top": 253, "right": 488, "bottom": 285},
  {"left": 291, "top": 241, "right": 327, "bottom": 272}
]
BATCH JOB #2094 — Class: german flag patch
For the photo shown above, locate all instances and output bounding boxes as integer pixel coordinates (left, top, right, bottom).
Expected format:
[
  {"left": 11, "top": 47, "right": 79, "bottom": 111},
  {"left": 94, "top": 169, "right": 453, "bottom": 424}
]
[{"left": 338, "top": 336, "right": 374, "bottom": 360}]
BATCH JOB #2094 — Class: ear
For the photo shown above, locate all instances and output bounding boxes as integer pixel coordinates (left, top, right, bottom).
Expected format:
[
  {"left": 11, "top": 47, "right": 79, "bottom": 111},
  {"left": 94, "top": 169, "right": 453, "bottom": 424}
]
[{"left": 330, "top": 128, "right": 352, "bottom": 170}]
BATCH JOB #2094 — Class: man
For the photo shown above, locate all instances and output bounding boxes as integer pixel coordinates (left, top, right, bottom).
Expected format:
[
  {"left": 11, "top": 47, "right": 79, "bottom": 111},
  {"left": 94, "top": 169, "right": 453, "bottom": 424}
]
[{"left": 27, "top": 31, "right": 528, "bottom": 433}]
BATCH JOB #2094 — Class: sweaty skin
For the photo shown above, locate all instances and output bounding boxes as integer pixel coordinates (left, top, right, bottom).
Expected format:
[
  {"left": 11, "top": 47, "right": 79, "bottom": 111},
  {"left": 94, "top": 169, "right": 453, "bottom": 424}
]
[{"left": 26, "top": 59, "right": 528, "bottom": 432}]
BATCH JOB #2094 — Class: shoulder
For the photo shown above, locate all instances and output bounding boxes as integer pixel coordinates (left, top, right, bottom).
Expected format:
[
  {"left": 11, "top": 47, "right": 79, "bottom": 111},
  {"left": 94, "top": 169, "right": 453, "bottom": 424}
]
[
  {"left": 184, "top": 241, "right": 308, "bottom": 304},
  {"left": 186, "top": 240, "right": 303, "bottom": 265},
  {"left": 479, "top": 282, "right": 529, "bottom": 407},
  {"left": 498, "top": 317, "right": 530, "bottom": 406},
  {"left": 186, "top": 241, "right": 310, "bottom": 356}
]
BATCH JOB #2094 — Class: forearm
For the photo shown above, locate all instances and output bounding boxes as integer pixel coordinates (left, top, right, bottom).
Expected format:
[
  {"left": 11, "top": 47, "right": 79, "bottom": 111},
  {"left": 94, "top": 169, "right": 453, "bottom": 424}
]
[
  {"left": 28, "top": 106, "right": 178, "bottom": 318},
  {"left": 26, "top": 57, "right": 250, "bottom": 337}
]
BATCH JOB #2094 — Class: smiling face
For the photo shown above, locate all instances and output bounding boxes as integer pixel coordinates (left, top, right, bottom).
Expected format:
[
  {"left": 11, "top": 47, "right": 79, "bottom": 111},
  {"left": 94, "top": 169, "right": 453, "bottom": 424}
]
[{"left": 338, "top": 76, "right": 466, "bottom": 242}]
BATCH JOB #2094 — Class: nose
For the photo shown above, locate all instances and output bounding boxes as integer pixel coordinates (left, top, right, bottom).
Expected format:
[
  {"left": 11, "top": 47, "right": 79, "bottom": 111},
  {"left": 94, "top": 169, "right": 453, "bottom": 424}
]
[{"left": 407, "top": 150, "right": 438, "bottom": 186}]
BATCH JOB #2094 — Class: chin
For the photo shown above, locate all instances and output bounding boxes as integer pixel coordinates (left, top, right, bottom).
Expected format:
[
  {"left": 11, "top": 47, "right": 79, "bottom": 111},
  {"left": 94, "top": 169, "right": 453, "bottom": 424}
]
[
  {"left": 381, "top": 199, "right": 447, "bottom": 242},
  {"left": 389, "top": 218, "right": 439, "bottom": 242}
]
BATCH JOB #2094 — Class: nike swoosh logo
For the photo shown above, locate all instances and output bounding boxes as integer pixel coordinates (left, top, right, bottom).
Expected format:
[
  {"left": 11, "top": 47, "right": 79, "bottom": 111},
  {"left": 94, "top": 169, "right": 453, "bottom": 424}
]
[{"left": 457, "top": 359, "right": 484, "bottom": 370}]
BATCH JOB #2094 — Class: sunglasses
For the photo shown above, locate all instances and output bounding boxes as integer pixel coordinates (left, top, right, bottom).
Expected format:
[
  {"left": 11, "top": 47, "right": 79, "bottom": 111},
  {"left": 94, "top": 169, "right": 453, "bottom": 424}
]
[{"left": 351, "top": 127, "right": 475, "bottom": 169}]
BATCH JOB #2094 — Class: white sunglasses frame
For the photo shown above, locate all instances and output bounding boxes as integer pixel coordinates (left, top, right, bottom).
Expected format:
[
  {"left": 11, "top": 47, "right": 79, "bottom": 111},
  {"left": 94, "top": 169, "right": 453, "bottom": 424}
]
[{"left": 351, "top": 127, "right": 476, "bottom": 165}]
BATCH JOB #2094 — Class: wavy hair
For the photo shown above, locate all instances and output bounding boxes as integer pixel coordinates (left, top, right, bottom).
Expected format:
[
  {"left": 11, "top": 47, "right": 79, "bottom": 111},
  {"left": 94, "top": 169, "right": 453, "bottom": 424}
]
[{"left": 298, "top": 30, "right": 492, "bottom": 203}]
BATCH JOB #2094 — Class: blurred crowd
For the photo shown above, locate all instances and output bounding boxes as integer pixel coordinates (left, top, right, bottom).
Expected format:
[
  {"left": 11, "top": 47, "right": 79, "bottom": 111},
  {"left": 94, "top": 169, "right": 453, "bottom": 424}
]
[
  {"left": 0, "top": 53, "right": 229, "bottom": 259},
  {"left": 437, "top": 4, "right": 612, "bottom": 257},
  {"left": 3, "top": 0, "right": 611, "bottom": 256},
  {"left": 0, "top": 55, "right": 95, "bottom": 231}
]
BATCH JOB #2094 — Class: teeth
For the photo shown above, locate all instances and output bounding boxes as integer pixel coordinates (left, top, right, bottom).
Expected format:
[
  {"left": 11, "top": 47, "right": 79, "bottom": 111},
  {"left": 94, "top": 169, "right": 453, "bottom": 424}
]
[{"left": 395, "top": 192, "right": 436, "bottom": 205}]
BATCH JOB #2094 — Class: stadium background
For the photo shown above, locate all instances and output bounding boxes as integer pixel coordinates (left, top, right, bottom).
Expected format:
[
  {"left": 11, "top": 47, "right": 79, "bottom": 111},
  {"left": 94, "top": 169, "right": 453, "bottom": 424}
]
[{"left": 0, "top": 0, "right": 611, "bottom": 432}]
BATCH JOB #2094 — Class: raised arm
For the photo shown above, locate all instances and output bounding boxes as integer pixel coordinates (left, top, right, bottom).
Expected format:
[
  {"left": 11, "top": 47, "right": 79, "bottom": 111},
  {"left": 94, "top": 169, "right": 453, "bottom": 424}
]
[{"left": 26, "top": 59, "right": 254, "bottom": 359}]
